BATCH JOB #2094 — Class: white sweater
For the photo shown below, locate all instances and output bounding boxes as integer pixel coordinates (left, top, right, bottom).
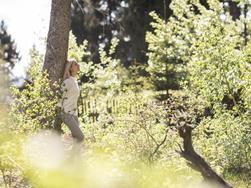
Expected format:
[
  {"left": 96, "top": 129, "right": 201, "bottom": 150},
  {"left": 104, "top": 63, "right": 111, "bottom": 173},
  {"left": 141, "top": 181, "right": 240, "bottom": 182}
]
[{"left": 57, "top": 76, "right": 80, "bottom": 116}]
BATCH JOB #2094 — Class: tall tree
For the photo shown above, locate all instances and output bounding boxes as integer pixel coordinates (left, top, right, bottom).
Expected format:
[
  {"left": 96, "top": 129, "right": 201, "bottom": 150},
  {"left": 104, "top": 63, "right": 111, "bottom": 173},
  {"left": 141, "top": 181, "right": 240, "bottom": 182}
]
[
  {"left": 0, "top": 45, "right": 9, "bottom": 104},
  {"left": 43, "top": 0, "right": 72, "bottom": 87},
  {"left": 71, "top": 0, "right": 247, "bottom": 68},
  {"left": 71, "top": 0, "right": 173, "bottom": 66},
  {"left": 0, "top": 20, "right": 20, "bottom": 75}
]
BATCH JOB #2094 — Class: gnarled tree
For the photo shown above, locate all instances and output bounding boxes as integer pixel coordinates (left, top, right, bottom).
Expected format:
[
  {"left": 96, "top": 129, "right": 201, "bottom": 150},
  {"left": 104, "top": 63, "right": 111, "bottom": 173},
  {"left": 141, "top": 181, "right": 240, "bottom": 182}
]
[{"left": 165, "top": 92, "right": 233, "bottom": 188}]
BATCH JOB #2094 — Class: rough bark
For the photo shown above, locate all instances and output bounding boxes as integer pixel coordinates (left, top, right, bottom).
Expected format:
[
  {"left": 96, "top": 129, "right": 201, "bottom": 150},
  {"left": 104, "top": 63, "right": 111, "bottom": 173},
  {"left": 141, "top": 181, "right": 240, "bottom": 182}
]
[
  {"left": 43, "top": 0, "right": 72, "bottom": 87},
  {"left": 178, "top": 126, "right": 233, "bottom": 188}
]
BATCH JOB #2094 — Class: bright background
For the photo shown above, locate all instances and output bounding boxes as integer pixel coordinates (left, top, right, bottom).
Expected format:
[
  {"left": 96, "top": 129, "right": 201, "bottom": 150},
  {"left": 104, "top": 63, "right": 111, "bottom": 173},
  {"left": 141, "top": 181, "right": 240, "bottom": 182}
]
[{"left": 0, "top": 0, "right": 51, "bottom": 79}]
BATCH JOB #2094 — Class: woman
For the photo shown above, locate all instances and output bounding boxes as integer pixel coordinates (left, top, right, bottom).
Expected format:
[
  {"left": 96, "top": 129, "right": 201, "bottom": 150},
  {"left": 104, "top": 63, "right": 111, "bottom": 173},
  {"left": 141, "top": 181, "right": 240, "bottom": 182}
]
[{"left": 54, "top": 59, "right": 84, "bottom": 143}]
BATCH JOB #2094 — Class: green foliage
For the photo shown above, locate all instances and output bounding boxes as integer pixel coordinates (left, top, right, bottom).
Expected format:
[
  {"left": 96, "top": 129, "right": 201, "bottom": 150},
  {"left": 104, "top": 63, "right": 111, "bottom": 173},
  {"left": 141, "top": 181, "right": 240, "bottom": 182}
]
[
  {"left": 0, "top": 54, "right": 28, "bottom": 187},
  {"left": 126, "top": 63, "right": 153, "bottom": 92},
  {"left": 0, "top": 132, "right": 27, "bottom": 187},
  {"left": 68, "top": 31, "right": 89, "bottom": 63},
  {"left": 146, "top": 11, "right": 187, "bottom": 96},
  {"left": 70, "top": 0, "right": 173, "bottom": 66},
  {"left": 195, "top": 111, "right": 251, "bottom": 174},
  {"left": 82, "top": 94, "right": 176, "bottom": 162},
  {"left": 68, "top": 31, "right": 151, "bottom": 100},
  {"left": 146, "top": 0, "right": 251, "bottom": 108},
  {"left": 70, "top": 35, "right": 134, "bottom": 98},
  {"left": 9, "top": 47, "right": 61, "bottom": 132},
  {"left": 91, "top": 38, "right": 129, "bottom": 96},
  {"left": 145, "top": 0, "right": 251, "bottom": 184},
  {"left": 1, "top": 92, "right": 204, "bottom": 188},
  {"left": 187, "top": 3, "right": 249, "bottom": 110},
  {"left": 1, "top": 1, "right": 251, "bottom": 187}
]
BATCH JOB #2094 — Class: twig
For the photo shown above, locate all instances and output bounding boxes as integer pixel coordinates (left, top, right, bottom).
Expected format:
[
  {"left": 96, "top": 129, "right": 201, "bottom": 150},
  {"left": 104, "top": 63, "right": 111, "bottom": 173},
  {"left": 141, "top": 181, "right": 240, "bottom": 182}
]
[
  {"left": 149, "top": 128, "right": 169, "bottom": 160},
  {"left": 6, "top": 156, "right": 24, "bottom": 172}
]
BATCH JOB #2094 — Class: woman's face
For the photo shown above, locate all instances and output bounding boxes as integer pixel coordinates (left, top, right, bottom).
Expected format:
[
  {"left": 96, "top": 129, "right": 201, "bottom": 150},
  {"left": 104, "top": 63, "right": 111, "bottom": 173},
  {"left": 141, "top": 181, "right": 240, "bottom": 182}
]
[{"left": 70, "top": 61, "right": 80, "bottom": 74}]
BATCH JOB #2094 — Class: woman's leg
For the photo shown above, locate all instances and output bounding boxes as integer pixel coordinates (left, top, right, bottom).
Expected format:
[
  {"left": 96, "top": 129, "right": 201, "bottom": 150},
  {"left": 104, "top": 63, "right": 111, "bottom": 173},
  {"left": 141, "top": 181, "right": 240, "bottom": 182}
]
[{"left": 62, "top": 113, "right": 84, "bottom": 142}]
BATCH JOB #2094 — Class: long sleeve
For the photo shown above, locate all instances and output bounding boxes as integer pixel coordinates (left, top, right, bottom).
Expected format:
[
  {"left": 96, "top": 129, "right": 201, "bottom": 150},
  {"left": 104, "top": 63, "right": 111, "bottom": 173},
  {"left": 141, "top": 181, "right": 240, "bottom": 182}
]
[
  {"left": 57, "top": 79, "right": 71, "bottom": 108},
  {"left": 57, "top": 77, "right": 80, "bottom": 116}
]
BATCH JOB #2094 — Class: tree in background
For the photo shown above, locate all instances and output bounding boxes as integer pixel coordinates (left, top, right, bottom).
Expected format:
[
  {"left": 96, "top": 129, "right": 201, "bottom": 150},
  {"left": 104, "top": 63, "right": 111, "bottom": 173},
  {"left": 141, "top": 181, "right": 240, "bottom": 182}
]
[
  {"left": 71, "top": 0, "right": 243, "bottom": 67},
  {"left": 70, "top": 0, "right": 247, "bottom": 94},
  {"left": 0, "top": 46, "right": 9, "bottom": 104},
  {"left": 0, "top": 20, "right": 20, "bottom": 76},
  {"left": 147, "top": 0, "right": 251, "bottom": 177},
  {"left": 146, "top": 0, "right": 250, "bottom": 99},
  {"left": 0, "top": 21, "right": 20, "bottom": 104},
  {"left": 71, "top": 0, "right": 173, "bottom": 66}
]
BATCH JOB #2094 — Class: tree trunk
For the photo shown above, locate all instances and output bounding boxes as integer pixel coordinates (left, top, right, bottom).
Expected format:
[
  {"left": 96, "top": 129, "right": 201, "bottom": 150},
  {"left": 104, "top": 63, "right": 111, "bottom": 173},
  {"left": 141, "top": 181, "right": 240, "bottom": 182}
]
[
  {"left": 243, "top": 4, "right": 248, "bottom": 46},
  {"left": 229, "top": 1, "right": 241, "bottom": 21},
  {"left": 43, "top": 0, "right": 72, "bottom": 87},
  {"left": 178, "top": 126, "right": 233, "bottom": 188}
]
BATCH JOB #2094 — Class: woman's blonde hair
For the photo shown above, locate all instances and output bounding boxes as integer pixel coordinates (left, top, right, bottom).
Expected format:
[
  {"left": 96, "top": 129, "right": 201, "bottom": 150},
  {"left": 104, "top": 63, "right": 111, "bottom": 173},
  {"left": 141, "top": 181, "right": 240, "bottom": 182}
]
[{"left": 63, "top": 58, "right": 77, "bottom": 80}]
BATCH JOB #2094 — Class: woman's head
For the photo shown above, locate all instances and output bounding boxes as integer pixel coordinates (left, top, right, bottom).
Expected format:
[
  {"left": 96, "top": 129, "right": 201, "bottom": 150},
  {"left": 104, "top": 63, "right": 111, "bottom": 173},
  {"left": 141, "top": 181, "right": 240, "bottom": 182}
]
[{"left": 63, "top": 58, "right": 80, "bottom": 80}]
